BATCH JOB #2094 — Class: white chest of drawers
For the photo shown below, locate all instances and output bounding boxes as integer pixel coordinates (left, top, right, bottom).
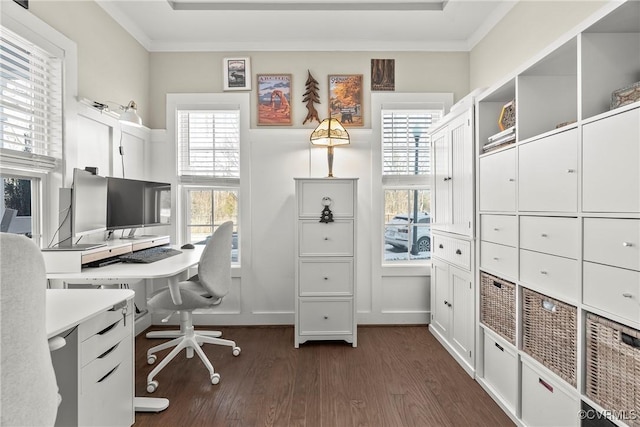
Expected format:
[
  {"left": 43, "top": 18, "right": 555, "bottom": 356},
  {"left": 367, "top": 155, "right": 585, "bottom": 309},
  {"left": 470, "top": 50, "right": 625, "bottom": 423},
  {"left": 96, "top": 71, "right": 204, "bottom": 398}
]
[{"left": 294, "top": 178, "right": 358, "bottom": 348}]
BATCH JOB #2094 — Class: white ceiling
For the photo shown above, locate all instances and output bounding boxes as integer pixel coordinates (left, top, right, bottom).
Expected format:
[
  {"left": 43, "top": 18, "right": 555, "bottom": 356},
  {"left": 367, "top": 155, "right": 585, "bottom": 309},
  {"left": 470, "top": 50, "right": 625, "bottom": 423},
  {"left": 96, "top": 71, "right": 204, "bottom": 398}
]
[{"left": 96, "top": 0, "right": 518, "bottom": 52}]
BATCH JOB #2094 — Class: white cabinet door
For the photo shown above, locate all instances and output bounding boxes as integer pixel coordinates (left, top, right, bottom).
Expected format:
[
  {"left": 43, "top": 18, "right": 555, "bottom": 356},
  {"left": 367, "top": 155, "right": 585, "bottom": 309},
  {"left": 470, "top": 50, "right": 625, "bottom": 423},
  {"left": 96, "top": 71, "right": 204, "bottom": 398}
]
[
  {"left": 450, "top": 265, "right": 473, "bottom": 365},
  {"left": 450, "top": 112, "right": 474, "bottom": 236},
  {"left": 431, "top": 258, "right": 450, "bottom": 335},
  {"left": 432, "top": 127, "right": 450, "bottom": 231},
  {"left": 479, "top": 148, "right": 516, "bottom": 212},
  {"left": 583, "top": 107, "right": 640, "bottom": 213},
  {"left": 518, "top": 129, "right": 578, "bottom": 212}
]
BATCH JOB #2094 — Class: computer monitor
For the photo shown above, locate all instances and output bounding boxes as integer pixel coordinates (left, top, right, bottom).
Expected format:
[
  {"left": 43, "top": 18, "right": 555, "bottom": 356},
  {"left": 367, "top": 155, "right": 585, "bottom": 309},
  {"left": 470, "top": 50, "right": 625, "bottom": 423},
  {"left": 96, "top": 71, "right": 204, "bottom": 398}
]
[
  {"left": 106, "top": 177, "right": 171, "bottom": 237},
  {"left": 62, "top": 168, "right": 108, "bottom": 250}
]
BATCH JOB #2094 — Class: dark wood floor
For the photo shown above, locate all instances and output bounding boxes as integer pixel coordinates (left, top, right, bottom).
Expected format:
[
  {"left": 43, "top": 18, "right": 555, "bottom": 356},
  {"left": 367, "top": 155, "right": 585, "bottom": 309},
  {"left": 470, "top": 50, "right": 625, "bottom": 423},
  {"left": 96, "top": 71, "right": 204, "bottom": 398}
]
[{"left": 133, "top": 325, "right": 514, "bottom": 427}]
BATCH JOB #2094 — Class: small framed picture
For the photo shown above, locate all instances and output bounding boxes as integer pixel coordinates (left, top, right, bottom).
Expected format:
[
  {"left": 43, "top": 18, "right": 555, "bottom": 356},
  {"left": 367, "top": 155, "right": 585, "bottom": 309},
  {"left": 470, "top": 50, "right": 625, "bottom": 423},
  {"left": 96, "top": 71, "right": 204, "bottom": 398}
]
[
  {"left": 257, "top": 74, "right": 292, "bottom": 126},
  {"left": 371, "top": 59, "right": 395, "bottom": 91},
  {"left": 223, "top": 57, "right": 251, "bottom": 91},
  {"left": 328, "top": 74, "right": 363, "bottom": 127}
]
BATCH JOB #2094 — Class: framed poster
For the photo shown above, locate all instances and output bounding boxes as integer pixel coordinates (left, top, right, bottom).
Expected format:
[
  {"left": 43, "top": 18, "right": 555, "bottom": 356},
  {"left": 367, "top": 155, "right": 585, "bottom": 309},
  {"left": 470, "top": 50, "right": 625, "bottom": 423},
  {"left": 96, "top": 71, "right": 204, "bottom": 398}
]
[
  {"left": 371, "top": 59, "right": 395, "bottom": 91},
  {"left": 223, "top": 57, "right": 251, "bottom": 91},
  {"left": 257, "top": 74, "right": 292, "bottom": 126},
  {"left": 328, "top": 74, "right": 363, "bottom": 127}
]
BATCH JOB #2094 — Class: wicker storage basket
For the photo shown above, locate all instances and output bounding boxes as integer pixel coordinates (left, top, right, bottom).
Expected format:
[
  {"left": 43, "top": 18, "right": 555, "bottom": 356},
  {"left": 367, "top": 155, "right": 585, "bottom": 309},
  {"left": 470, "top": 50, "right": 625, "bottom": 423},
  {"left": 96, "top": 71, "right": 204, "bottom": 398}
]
[
  {"left": 522, "top": 288, "right": 577, "bottom": 387},
  {"left": 586, "top": 313, "right": 640, "bottom": 427},
  {"left": 480, "top": 272, "right": 516, "bottom": 344}
]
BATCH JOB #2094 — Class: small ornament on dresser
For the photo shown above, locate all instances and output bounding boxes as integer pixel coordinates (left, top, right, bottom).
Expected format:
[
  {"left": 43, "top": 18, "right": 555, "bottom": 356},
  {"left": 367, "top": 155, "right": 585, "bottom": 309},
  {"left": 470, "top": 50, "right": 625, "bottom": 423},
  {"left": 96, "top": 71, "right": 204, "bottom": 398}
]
[
  {"left": 611, "top": 81, "right": 640, "bottom": 110},
  {"left": 319, "top": 197, "right": 334, "bottom": 223}
]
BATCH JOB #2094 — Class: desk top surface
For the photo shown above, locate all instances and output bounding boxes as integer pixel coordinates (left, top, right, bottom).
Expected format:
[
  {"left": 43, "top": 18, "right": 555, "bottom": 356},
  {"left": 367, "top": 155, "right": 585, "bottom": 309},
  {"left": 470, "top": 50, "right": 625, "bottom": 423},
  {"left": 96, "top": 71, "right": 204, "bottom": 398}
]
[
  {"left": 46, "top": 245, "right": 204, "bottom": 280},
  {"left": 46, "top": 289, "right": 135, "bottom": 338}
]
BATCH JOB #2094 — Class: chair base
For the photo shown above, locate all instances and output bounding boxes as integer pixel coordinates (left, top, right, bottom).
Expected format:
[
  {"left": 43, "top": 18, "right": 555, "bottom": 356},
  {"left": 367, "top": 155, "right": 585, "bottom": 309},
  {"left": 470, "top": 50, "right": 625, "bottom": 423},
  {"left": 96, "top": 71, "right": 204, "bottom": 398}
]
[
  {"left": 145, "top": 312, "right": 240, "bottom": 393},
  {"left": 134, "top": 397, "right": 169, "bottom": 412},
  {"left": 146, "top": 329, "right": 222, "bottom": 339}
]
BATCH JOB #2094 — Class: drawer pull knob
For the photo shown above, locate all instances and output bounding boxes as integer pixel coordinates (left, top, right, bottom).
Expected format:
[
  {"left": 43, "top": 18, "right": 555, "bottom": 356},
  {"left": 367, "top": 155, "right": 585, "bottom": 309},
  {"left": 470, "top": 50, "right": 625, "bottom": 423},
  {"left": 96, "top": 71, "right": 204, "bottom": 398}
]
[
  {"left": 566, "top": 169, "right": 575, "bottom": 173},
  {"left": 538, "top": 378, "right": 554, "bottom": 393},
  {"left": 623, "top": 242, "right": 633, "bottom": 247},
  {"left": 493, "top": 257, "right": 499, "bottom": 261},
  {"left": 324, "top": 277, "right": 329, "bottom": 280},
  {"left": 541, "top": 233, "right": 548, "bottom": 237},
  {"left": 508, "top": 178, "right": 515, "bottom": 182},
  {"left": 323, "top": 316, "right": 329, "bottom": 320},
  {"left": 622, "top": 292, "right": 633, "bottom": 298},
  {"left": 540, "top": 270, "right": 548, "bottom": 275},
  {"left": 493, "top": 228, "right": 499, "bottom": 231},
  {"left": 455, "top": 249, "right": 462, "bottom": 255},
  {"left": 324, "top": 237, "right": 329, "bottom": 241},
  {"left": 443, "top": 177, "right": 452, "bottom": 181},
  {"left": 439, "top": 244, "right": 444, "bottom": 249},
  {"left": 444, "top": 300, "right": 448, "bottom": 306}
]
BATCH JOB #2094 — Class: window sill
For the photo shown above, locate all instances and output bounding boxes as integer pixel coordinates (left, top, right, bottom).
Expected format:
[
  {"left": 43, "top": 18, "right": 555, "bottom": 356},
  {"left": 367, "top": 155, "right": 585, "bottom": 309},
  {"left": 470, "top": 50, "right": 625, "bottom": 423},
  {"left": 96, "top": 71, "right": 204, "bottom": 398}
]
[{"left": 381, "top": 262, "right": 431, "bottom": 277}]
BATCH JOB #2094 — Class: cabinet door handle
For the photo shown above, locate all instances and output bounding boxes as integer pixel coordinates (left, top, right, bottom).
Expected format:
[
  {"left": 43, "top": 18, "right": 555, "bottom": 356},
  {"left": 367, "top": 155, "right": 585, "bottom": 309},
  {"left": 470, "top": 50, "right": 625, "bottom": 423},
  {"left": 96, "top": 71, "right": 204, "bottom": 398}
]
[
  {"left": 538, "top": 377, "right": 554, "bottom": 393},
  {"left": 540, "top": 233, "right": 548, "bottom": 237},
  {"left": 540, "top": 270, "right": 548, "bottom": 275},
  {"left": 323, "top": 315, "right": 329, "bottom": 320},
  {"left": 438, "top": 244, "right": 444, "bottom": 249},
  {"left": 493, "top": 257, "right": 499, "bottom": 261},
  {"left": 323, "top": 277, "right": 329, "bottom": 281},
  {"left": 493, "top": 228, "right": 500, "bottom": 232},
  {"left": 443, "top": 177, "right": 452, "bottom": 181},
  {"left": 455, "top": 249, "right": 462, "bottom": 255},
  {"left": 622, "top": 292, "right": 633, "bottom": 298},
  {"left": 494, "top": 342, "right": 504, "bottom": 352},
  {"left": 623, "top": 242, "right": 634, "bottom": 247},
  {"left": 566, "top": 169, "right": 576, "bottom": 173},
  {"left": 508, "top": 178, "right": 515, "bottom": 182},
  {"left": 324, "top": 237, "right": 329, "bottom": 241},
  {"left": 443, "top": 300, "right": 449, "bottom": 306}
]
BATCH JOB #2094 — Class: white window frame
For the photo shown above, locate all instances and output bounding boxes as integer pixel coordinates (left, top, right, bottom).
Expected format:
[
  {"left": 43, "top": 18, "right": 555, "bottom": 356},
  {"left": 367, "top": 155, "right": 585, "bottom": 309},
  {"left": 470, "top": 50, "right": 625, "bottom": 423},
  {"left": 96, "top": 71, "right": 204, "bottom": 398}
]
[
  {"left": 167, "top": 93, "right": 250, "bottom": 269},
  {"left": 371, "top": 92, "right": 453, "bottom": 275},
  {"left": 1, "top": 1, "right": 78, "bottom": 247}
]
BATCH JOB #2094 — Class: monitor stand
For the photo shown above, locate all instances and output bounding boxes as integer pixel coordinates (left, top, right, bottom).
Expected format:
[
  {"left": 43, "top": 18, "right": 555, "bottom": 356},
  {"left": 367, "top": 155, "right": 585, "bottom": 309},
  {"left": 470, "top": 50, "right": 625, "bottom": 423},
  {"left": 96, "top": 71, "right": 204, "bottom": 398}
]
[{"left": 119, "top": 229, "right": 160, "bottom": 240}]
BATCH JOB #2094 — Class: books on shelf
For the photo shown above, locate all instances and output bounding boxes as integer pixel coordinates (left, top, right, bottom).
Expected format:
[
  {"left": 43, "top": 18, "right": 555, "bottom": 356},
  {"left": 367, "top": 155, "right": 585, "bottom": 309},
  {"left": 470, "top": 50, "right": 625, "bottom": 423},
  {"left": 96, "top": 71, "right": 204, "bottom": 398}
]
[{"left": 484, "top": 126, "right": 515, "bottom": 153}]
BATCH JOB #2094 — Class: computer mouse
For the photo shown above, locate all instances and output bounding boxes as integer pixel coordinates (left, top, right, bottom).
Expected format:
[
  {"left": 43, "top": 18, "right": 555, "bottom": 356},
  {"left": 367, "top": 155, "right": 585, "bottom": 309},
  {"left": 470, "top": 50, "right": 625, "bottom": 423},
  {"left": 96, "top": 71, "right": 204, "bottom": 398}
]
[{"left": 181, "top": 243, "right": 195, "bottom": 249}]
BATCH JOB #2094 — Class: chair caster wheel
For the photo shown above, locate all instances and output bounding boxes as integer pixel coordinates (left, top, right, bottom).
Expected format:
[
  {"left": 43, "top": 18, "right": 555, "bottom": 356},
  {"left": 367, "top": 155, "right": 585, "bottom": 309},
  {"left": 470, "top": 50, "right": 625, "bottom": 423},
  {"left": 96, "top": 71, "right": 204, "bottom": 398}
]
[
  {"left": 147, "top": 380, "right": 158, "bottom": 393},
  {"left": 232, "top": 347, "right": 241, "bottom": 356},
  {"left": 147, "top": 354, "right": 157, "bottom": 364},
  {"left": 211, "top": 373, "right": 220, "bottom": 385}
]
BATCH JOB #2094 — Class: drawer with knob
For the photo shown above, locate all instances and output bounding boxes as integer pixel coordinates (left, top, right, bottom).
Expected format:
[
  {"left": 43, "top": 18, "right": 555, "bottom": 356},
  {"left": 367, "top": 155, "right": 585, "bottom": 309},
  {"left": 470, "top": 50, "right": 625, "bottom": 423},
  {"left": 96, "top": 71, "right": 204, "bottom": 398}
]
[
  {"left": 583, "top": 262, "right": 640, "bottom": 327},
  {"left": 519, "top": 249, "right": 579, "bottom": 302},
  {"left": 480, "top": 214, "right": 517, "bottom": 247},
  {"left": 298, "top": 259, "right": 353, "bottom": 296},
  {"left": 519, "top": 215, "right": 579, "bottom": 259},
  {"left": 584, "top": 218, "right": 640, "bottom": 271},
  {"left": 298, "top": 220, "right": 354, "bottom": 256},
  {"left": 298, "top": 298, "right": 353, "bottom": 336},
  {"left": 432, "top": 234, "right": 471, "bottom": 270},
  {"left": 297, "top": 179, "right": 356, "bottom": 218},
  {"left": 480, "top": 241, "right": 517, "bottom": 279}
]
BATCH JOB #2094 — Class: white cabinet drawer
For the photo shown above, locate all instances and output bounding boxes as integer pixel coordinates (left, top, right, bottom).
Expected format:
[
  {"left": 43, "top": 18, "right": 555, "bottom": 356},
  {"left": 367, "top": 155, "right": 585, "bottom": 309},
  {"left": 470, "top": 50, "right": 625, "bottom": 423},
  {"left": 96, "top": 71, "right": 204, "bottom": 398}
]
[
  {"left": 480, "top": 241, "right": 517, "bottom": 279},
  {"left": 583, "top": 107, "right": 640, "bottom": 213},
  {"left": 80, "top": 314, "right": 132, "bottom": 367},
  {"left": 520, "top": 216, "right": 579, "bottom": 259},
  {"left": 479, "top": 148, "right": 516, "bottom": 212},
  {"left": 298, "top": 298, "right": 353, "bottom": 335},
  {"left": 584, "top": 218, "right": 640, "bottom": 271},
  {"left": 483, "top": 329, "right": 517, "bottom": 412},
  {"left": 432, "top": 234, "right": 471, "bottom": 270},
  {"left": 521, "top": 361, "right": 579, "bottom": 427},
  {"left": 299, "top": 259, "right": 353, "bottom": 296},
  {"left": 297, "top": 179, "right": 356, "bottom": 218},
  {"left": 583, "top": 262, "right": 640, "bottom": 327},
  {"left": 520, "top": 249, "right": 579, "bottom": 302},
  {"left": 80, "top": 339, "right": 133, "bottom": 427},
  {"left": 81, "top": 335, "right": 131, "bottom": 390},
  {"left": 78, "top": 299, "right": 133, "bottom": 342},
  {"left": 299, "top": 220, "right": 353, "bottom": 256},
  {"left": 480, "top": 214, "right": 517, "bottom": 247},
  {"left": 518, "top": 129, "right": 578, "bottom": 212}
]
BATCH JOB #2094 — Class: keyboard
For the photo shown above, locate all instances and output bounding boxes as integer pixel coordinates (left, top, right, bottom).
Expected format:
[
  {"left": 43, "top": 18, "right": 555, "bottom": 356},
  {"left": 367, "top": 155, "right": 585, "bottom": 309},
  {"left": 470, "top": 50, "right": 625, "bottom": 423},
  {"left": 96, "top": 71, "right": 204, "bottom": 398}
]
[{"left": 119, "top": 246, "right": 183, "bottom": 264}]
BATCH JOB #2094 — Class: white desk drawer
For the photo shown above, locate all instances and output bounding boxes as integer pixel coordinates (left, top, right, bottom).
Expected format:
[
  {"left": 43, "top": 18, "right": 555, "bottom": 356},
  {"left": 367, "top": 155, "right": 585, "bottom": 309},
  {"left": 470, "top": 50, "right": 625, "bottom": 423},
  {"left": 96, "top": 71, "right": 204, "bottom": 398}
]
[
  {"left": 521, "top": 361, "right": 579, "bottom": 427},
  {"left": 432, "top": 234, "right": 471, "bottom": 270},
  {"left": 483, "top": 329, "right": 517, "bottom": 412},
  {"left": 480, "top": 241, "right": 517, "bottom": 279},
  {"left": 299, "top": 259, "right": 353, "bottom": 296},
  {"left": 520, "top": 249, "right": 579, "bottom": 302},
  {"left": 299, "top": 220, "right": 353, "bottom": 256},
  {"left": 80, "top": 314, "right": 132, "bottom": 367},
  {"left": 583, "top": 262, "right": 640, "bottom": 326},
  {"left": 81, "top": 335, "right": 131, "bottom": 390},
  {"left": 297, "top": 179, "right": 356, "bottom": 218},
  {"left": 480, "top": 214, "right": 517, "bottom": 247},
  {"left": 299, "top": 298, "right": 353, "bottom": 335},
  {"left": 520, "top": 216, "right": 579, "bottom": 259},
  {"left": 81, "top": 245, "right": 131, "bottom": 265},
  {"left": 79, "top": 299, "right": 133, "bottom": 342},
  {"left": 584, "top": 218, "right": 640, "bottom": 271}
]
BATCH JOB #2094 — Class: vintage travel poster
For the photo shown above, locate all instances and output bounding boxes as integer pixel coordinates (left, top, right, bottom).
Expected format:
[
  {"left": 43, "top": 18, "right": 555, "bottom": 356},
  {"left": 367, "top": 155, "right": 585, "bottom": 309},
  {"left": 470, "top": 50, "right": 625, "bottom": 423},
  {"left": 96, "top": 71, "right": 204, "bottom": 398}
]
[
  {"left": 257, "top": 74, "right": 292, "bottom": 125},
  {"left": 328, "top": 74, "right": 363, "bottom": 127}
]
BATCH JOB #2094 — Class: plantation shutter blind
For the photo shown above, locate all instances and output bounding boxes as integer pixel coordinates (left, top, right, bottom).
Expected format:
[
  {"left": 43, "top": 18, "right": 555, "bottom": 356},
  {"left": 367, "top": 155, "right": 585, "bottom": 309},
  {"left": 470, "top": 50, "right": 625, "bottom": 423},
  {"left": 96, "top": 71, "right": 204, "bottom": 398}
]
[
  {"left": 0, "top": 26, "right": 62, "bottom": 171},
  {"left": 177, "top": 109, "right": 240, "bottom": 184},
  {"left": 382, "top": 110, "right": 441, "bottom": 182}
]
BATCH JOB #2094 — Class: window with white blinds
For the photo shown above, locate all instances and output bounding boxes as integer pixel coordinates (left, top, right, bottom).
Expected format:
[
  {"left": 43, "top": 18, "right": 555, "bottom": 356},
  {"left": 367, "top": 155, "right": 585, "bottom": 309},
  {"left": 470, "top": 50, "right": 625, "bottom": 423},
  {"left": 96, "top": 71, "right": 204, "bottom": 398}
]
[
  {"left": 177, "top": 109, "right": 240, "bottom": 183},
  {"left": 0, "top": 26, "right": 62, "bottom": 171},
  {"left": 382, "top": 110, "right": 441, "bottom": 177}
]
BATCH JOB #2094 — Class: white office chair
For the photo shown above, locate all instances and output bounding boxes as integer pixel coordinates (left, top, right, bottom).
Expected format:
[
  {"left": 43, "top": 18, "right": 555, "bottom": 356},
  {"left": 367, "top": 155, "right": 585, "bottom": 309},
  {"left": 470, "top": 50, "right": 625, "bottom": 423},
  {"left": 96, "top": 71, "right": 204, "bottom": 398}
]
[
  {"left": 145, "top": 221, "right": 240, "bottom": 392},
  {"left": 0, "top": 233, "right": 60, "bottom": 426}
]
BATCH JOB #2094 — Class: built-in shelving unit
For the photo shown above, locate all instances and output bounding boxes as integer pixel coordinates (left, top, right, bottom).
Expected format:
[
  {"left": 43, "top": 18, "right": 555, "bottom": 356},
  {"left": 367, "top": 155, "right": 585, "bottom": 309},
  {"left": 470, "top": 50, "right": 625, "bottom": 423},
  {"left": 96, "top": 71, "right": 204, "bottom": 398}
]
[{"left": 474, "top": 1, "right": 640, "bottom": 426}]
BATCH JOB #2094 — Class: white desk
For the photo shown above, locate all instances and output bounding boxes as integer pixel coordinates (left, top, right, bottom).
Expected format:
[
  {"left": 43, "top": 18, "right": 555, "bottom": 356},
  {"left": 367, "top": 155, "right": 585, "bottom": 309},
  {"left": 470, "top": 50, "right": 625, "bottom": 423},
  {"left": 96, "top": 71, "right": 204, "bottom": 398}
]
[{"left": 46, "top": 246, "right": 204, "bottom": 420}]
